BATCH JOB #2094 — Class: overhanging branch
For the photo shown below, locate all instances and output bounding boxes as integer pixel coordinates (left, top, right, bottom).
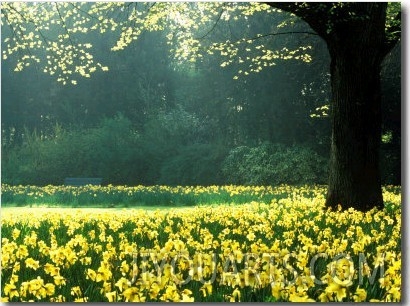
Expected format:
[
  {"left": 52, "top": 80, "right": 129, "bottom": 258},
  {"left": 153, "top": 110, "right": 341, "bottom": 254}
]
[
  {"left": 195, "top": 3, "right": 227, "bottom": 40},
  {"left": 240, "top": 31, "right": 318, "bottom": 42}
]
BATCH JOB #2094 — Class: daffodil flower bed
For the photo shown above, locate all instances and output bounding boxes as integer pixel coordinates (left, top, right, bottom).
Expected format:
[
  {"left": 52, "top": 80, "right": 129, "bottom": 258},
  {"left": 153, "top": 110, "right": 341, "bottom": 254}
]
[{"left": 1, "top": 185, "right": 401, "bottom": 302}]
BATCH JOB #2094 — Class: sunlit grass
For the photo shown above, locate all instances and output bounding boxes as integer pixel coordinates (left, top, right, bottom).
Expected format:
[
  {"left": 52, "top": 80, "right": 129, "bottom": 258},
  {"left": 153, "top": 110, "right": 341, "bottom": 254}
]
[
  {"left": 1, "top": 185, "right": 401, "bottom": 302},
  {"left": 1, "top": 184, "right": 293, "bottom": 207}
]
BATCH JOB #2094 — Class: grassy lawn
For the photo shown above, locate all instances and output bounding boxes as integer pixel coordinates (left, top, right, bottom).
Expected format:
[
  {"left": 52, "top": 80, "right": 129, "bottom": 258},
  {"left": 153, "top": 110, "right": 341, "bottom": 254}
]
[{"left": 1, "top": 205, "right": 189, "bottom": 212}]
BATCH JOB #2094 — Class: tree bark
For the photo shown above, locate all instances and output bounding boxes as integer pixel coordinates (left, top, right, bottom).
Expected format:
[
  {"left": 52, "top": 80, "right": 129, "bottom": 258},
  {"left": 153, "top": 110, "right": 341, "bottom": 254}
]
[
  {"left": 326, "top": 44, "right": 384, "bottom": 211},
  {"left": 325, "top": 4, "right": 388, "bottom": 211}
]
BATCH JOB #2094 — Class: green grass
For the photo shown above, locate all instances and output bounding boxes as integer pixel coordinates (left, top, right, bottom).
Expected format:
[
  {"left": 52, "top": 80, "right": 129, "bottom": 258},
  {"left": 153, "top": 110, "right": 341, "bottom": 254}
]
[{"left": 0, "top": 184, "right": 295, "bottom": 208}]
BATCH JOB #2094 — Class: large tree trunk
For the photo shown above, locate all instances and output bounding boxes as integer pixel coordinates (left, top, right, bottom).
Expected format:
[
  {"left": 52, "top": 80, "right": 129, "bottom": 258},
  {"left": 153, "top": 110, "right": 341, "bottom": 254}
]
[
  {"left": 326, "top": 46, "right": 384, "bottom": 211},
  {"left": 323, "top": 4, "right": 388, "bottom": 211}
]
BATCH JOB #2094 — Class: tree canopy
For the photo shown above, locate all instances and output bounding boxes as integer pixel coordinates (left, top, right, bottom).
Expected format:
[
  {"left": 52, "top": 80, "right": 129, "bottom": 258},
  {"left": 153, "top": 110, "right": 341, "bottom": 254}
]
[{"left": 1, "top": 2, "right": 319, "bottom": 84}]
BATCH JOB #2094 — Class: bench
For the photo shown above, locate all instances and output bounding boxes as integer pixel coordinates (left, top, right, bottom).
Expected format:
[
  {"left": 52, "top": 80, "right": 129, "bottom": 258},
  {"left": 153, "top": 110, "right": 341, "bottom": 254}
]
[{"left": 64, "top": 177, "right": 103, "bottom": 186}]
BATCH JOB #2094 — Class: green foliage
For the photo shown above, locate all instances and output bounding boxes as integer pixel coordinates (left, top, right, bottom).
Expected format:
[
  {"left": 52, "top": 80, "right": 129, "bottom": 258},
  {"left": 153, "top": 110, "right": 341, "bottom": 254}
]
[
  {"left": 386, "top": 3, "right": 401, "bottom": 43},
  {"left": 2, "top": 111, "right": 228, "bottom": 186},
  {"left": 80, "top": 113, "right": 142, "bottom": 184},
  {"left": 222, "top": 142, "right": 328, "bottom": 185},
  {"left": 143, "top": 106, "right": 203, "bottom": 150},
  {"left": 1, "top": 114, "right": 143, "bottom": 185},
  {"left": 1, "top": 116, "right": 331, "bottom": 187},
  {"left": 139, "top": 106, "right": 209, "bottom": 184},
  {"left": 159, "top": 143, "right": 227, "bottom": 186}
]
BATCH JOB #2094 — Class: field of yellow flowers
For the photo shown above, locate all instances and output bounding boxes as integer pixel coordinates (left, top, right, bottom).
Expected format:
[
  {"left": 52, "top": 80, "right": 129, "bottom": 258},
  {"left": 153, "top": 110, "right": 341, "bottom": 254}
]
[{"left": 1, "top": 185, "right": 401, "bottom": 302}]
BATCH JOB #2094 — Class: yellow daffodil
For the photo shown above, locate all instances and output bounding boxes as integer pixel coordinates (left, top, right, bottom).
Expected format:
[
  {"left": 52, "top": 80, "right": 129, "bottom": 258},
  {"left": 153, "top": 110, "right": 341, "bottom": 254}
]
[
  {"left": 353, "top": 287, "right": 367, "bottom": 302},
  {"left": 86, "top": 268, "right": 97, "bottom": 281},
  {"left": 96, "top": 264, "right": 112, "bottom": 282},
  {"left": 16, "top": 245, "right": 29, "bottom": 259},
  {"left": 115, "top": 277, "right": 130, "bottom": 292},
  {"left": 123, "top": 287, "right": 146, "bottom": 302},
  {"left": 50, "top": 294, "right": 66, "bottom": 302},
  {"left": 74, "top": 297, "right": 89, "bottom": 302},
  {"left": 289, "top": 292, "right": 316, "bottom": 302},
  {"left": 120, "top": 260, "right": 130, "bottom": 276},
  {"left": 12, "top": 228, "right": 21, "bottom": 240},
  {"left": 53, "top": 275, "right": 66, "bottom": 286},
  {"left": 181, "top": 289, "right": 194, "bottom": 302},
  {"left": 231, "top": 287, "right": 241, "bottom": 302},
  {"left": 200, "top": 282, "right": 213, "bottom": 297},
  {"left": 149, "top": 282, "right": 161, "bottom": 299},
  {"left": 246, "top": 232, "right": 256, "bottom": 242},
  {"left": 3, "top": 283, "right": 19, "bottom": 299},
  {"left": 71, "top": 286, "right": 82, "bottom": 298},
  {"left": 386, "top": 286, "right": 401, "bottom": 302},
  {"left": 44, "top": 263, "right": 60, "bottom": 276},
  {"left": 324, "top": 282, "right": 347, "bottom": 302},
  {"left": 44, "top": 283, "right": 55, "bottom": 296},
  {"left": 99, "top": 282, "right": 111, "bottom": 295},
  {"left": 106, "top": 291, "right": 117, "bottom": 302}
]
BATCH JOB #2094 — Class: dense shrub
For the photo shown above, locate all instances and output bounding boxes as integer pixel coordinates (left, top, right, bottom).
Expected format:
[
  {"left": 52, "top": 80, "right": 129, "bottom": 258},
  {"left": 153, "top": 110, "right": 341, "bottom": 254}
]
[
  {"left": 159, "top": 143, "right": 227, "bottom": 185},
  {"left": 139, "top": 106, "right": 207, "bottom": 184},
  {"left": 1, "top": 114, "right": 143, "bottom": 185},
  {"left": 222, "top": 142, "right": 328, "bottom": 185},
  {"left": 2, "top": 116, "right": 330, "bottom": 187}
]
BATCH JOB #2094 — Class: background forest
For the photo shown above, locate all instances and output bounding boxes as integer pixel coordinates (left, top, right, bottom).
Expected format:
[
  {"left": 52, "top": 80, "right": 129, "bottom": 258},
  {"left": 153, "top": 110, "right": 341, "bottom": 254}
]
[{"left": 1, "top": 6, "right": 401, "bottom": 187}]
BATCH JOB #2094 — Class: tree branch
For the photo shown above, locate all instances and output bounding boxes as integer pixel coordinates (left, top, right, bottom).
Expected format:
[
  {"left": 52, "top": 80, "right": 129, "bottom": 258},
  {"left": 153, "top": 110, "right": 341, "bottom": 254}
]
[
  {"left": 243, "top": 31, "right": 318, "bottom": 42},
  {"left": 225, "top": 31, "right": 318, "bottom": 46},
  {"left": 70, "top": 3, "right": 94, "bottom": 20},
  {"left": 196, "top": 4, "right": 227, "bottom": 40},
  {"left": 55, "top": 3, "right": 75, "bottom": 47},
  {"left": 2, "top": 4, "right": 41, "bottom": 71},
  {"left": 265, "top": 2, "right": 332, "bottom": 39}
]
